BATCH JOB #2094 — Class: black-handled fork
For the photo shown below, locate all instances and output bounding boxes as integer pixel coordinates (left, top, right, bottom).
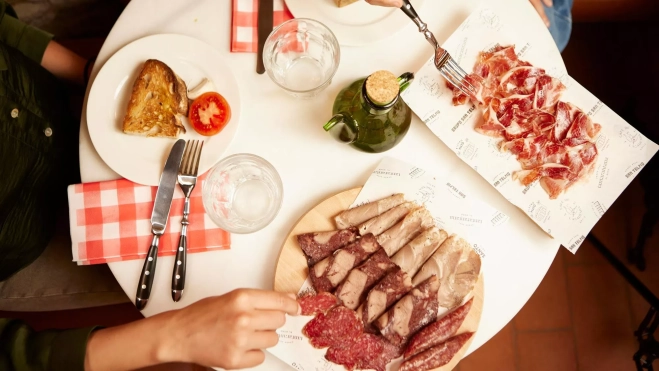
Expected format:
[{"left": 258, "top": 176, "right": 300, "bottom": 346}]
[{"left": 172, "top": 140, "right": 203, "bottom": 302}]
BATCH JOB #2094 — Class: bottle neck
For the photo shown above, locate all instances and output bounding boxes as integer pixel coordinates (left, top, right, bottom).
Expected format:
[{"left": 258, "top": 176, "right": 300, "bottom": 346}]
[{"left": 360, "top": 81, "right": 398, "bottom": 115}]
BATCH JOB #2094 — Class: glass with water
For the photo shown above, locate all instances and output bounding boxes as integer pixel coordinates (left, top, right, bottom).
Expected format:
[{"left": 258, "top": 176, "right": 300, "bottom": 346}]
[
  {"left": 202, "top": 154, "right": 283, "bottom": 234},
  {"left": 263, "top": 18, "right": 340, "bottom": 98}
]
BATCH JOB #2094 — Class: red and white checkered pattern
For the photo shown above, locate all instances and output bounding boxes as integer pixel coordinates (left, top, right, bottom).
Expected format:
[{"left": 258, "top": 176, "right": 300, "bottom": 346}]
[
  {"left": 231, "top": 0, "right": 294, "bottom": 52},
  {"left": 67, "top": 175, "right": 230, "bottom": 265}
]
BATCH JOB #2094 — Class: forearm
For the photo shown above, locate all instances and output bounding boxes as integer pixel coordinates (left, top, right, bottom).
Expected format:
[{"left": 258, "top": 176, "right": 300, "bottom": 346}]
[
  {"left": 41, "top": 40, "right": 88, "bottom": 86},
  {"left": 84, "top": 310, "right": 179, "bottom": 370}
]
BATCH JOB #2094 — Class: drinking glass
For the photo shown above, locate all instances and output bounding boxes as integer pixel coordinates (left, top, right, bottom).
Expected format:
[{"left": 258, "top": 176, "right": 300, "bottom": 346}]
[
  {"left": 202, "top": 154, "right": 283, "bottom": 234},
  {"left": 263, "top": 18, "right": 340, "bottom": 98}
]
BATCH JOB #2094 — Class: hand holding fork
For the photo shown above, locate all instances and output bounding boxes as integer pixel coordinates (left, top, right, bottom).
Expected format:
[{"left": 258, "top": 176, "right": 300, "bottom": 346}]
[{"left": 172, "top": 140, "right": 204, "bottom": 302}]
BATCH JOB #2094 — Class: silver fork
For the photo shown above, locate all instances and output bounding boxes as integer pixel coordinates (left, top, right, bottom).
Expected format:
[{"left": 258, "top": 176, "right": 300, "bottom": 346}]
[
  {"left": 400, "top": 0, "right": 477, "bottom": 98},
  {"left": 171, "top": 140, "right": 204, "bottom": 302}
]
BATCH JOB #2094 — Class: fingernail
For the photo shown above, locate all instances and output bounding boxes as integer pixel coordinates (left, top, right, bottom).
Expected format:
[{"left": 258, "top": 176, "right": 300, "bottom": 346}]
[{"left": 296, "top": 303, "right": 302, "bottom": 316}]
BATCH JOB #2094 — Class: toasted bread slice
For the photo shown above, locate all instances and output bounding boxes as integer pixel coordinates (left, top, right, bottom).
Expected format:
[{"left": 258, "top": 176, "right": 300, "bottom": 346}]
[
  {"left": 122, "top": 59, "right": 188, "bottom": 138},
  {"left": 335, "top": 0, "right": 358, "bottom": 7}
]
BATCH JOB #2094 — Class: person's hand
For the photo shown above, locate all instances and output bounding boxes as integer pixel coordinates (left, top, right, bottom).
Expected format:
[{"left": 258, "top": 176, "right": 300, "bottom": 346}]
[
  {"left": 365, "top": 0, "right": 404, "bottom": 7},
  {"left": 161, "top": 289, "right": 300, "bottom": 369},
  {"left": 529, "top": 0, "right": 553, "bottom": 27}
]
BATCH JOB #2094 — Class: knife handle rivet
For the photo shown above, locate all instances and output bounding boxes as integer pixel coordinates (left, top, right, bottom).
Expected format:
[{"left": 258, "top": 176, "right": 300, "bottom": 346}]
[
  {"left": 177, "top": 261, "right": 182, "bottom": 265},
  {"left": 142, "top": 284, "right": 146, "bottom": 289},
  {"left": 148, "top": 257, "right": 153, "bottom": 261},
  {"left": 175, "top": 275, "right": 180, "bottom": 279},
  {"left": 179, "top": 247, "right": 183, "bottom": 251},
  {"left": 145, "top": 271, "right": 150, "bottom": 275}
]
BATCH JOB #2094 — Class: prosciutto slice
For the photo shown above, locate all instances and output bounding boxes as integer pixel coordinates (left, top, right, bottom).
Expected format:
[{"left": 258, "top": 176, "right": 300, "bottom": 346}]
[{"left": 450, "top": 44, "right": 600, "bottom": 199}]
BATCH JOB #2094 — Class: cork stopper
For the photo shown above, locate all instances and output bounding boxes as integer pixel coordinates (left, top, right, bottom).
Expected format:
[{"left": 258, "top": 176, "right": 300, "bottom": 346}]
[{"left": 365, "top": 70, "right": 399, "bottom": 106}]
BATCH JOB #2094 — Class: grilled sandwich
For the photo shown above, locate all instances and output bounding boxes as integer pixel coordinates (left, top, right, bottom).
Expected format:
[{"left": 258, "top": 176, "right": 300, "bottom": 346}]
[{"left": 122, "top": 59, "right": 188, "bottom": 138}]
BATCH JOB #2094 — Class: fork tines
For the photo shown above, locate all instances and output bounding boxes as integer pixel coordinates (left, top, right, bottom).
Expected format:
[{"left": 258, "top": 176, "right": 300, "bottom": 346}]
[
  {"left": 435, "top": 50, "right": 477, "bottom": 98},
  {"left": 181, "top": 140, "right": 203, "bottom": 176}
]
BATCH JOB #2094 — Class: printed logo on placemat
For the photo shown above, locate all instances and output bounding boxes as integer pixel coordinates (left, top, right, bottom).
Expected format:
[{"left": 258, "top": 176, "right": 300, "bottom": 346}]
[
  {"left": 478, "top": 8, "right": 503, "bottom": 30},
  {"left": 618, "top": 127, "right": 645, "bottom": 149},
  {"left": 449, "top": 213, "right": 484, "bottom": 227},
  {"left": 566, "top": 234, "right": 587, "bottom": 252},
  {"left": 455, "top": 138, "right": 479, "bottom": 161},
  {"left": 591, "top": 201, "right": 607, "bottom": 218},
  {"left": 559, "top": 199, "right": 584, "bottom": 222},
  {"left": 624, "top": 161, "right": 646, "bottom": 179},
  {"left": 527, "top": 201, "right": 551, "bottom": 224},
  {"left": 595, "top": 157, "right": 610, "bottom": 189},
  {"left": 415, "top": 184, "right": 436, "bottom": 204},
  {"left": 373, "top": 168, "right": 401, "bottom": 179},
  {"left": 277, "top": 330, "right": 303, "bottom": 344},
  {"left": 446, "top": 182, "right": 467, "bottom": 199},
  {"left": 409, "top": 167, "right": 426, "bottom": 179}
]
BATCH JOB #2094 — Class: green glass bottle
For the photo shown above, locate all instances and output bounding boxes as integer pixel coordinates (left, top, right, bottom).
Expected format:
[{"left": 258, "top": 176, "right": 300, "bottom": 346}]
[{"left": 323, "top": 71, "right": 414, "bottom": 153}]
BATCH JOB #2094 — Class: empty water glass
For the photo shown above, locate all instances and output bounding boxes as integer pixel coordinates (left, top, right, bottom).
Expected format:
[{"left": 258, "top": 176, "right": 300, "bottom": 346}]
[{"left": 263, "top": 18, "right": 340, "bottom": 98}]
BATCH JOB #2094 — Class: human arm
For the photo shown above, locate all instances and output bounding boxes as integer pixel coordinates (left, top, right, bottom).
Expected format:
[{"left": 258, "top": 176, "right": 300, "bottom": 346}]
[
  {"left": 529, "top": 0, "right": 553, "bottom": 27},
  {"left": 0, "top": 318, "right": 98, "bottom": 371},
  {"left": 0, "top": 5, "right": 89, "bottom": 85},
  {"left": 84, "top": 289, "right": 300, "bottom": 370}
]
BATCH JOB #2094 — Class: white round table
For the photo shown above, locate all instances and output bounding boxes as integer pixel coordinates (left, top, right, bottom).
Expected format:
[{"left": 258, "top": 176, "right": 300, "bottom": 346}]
[{"left": 79, "top": 0, "right": 564, "bottom": 369}]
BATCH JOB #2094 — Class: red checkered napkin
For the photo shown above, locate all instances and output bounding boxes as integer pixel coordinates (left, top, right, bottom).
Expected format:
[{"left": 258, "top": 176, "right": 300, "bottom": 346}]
[
  {"left": 231, "top": 0, "right": 294, "bottom": 52},
  {"left": 67, "top": 175, "right": 230, "bottom": 265}
]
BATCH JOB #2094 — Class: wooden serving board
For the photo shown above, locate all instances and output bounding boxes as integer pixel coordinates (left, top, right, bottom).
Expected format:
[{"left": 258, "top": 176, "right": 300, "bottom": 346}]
[{"left": 274, "top": 188, "right": 484, "bottom": 371}]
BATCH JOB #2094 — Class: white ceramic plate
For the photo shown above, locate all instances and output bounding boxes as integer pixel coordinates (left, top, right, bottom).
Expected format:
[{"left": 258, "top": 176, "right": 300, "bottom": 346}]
[
  {"left": 284, "top": 0, "right": 425, "bottom": 46},
  {"left": 87, "top": 34, "right": 241, "bottom": 186}
]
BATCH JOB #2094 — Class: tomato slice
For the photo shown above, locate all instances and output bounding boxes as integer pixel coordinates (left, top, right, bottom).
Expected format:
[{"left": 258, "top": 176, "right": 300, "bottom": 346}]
[{"left": 189, "top": 92, "right": 231, "bottom": 136}]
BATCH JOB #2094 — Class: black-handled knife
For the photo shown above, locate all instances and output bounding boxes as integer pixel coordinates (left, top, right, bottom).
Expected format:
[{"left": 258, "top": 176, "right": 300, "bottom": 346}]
[
  {"left": 256, "top": 0, "right": 274, "bottom": 74},
  {"left": 135, "top": 139, "right": 186, "bottom": 310},
  {"left": 171, "top": 235, "right": 186, "bottom": 301}
]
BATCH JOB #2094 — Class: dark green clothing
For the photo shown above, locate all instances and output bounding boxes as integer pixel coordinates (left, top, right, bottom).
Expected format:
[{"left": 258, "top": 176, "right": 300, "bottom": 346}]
[
  {"left": 0, "top": 319, "right": 97, "bottom": 371},
  {"left": 1, "top": 2, "right": 93, "bottom": 370},
  {"left": 0, "top": 1, "right": 79, "bottom": 282}
]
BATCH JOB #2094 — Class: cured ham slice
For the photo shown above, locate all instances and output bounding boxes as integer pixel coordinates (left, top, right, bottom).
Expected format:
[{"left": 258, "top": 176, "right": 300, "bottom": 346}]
[
  {"left": 375, "top": 275, "right": 440, "bottom": 347},
  {"left": 391, "top": 227, "right": 449, "bottom": 277},
  {"left": 302, "top": 306, "right": 363, "bottom": 349},
  {"left": 298, "top": 292, "right": 339, "bottom": 316},
  {"left": 451, "top": 44, "right": 600, "bottom": 199},
  {"left": 404, "top": 298, "right": 473, "bottom": 360},
  {"left": 356, "top": 267, "right": 413, "bottom": 331},
  {"left": 413, "top": 235, "right": 481, "bottom": 310},
  {"left": 377, "top": 207, "right": 435, "bottom": 256},
  {"left": 310, "top": 234, "right": 381, "bottom": 293},
  {"left": 335, "top": 249, "right": 397, "bottom": 310},
  {"left": 297, "top": 228, "right": 358, "bottom": 266},
  {"left": 399, "top": 332, "right": 474, "bottom": 371},
  {"left": 335, "top": 194, "right": 405, "bottom": 229},
  {"left": 358, "top": 201, "right": 416, "bottom": 236}
]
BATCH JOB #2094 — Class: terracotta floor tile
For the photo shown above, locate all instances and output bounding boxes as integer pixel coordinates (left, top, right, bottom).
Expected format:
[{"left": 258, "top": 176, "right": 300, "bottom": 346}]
[
  {"left": 516, "top": 330, "right": 577, "bottom": 371},
  {"left": 514, "top": 253, "right": 571, "bottom": 331},
  {"left": 567, "top": 263, "right": 638, "bottom": 371},
  {"left": 459, "top": 322, "right": 517, "bottom": 371}
]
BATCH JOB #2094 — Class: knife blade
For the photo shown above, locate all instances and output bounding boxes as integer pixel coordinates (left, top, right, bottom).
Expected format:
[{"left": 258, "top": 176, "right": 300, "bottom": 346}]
[
  {"left": 135, "top": 139, "right": 186, "bottom": 310},
  {"left": 256, "top": 0, "right": 274, "bottom": 74}
]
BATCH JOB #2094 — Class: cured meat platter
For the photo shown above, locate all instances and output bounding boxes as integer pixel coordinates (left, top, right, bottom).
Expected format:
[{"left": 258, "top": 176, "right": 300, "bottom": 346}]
[{"left": 274, "top": 188, "right": 484, "bottom": 371}]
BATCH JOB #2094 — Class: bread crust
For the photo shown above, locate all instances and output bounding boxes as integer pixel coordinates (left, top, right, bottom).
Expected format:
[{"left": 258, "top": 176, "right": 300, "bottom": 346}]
[{"left": 122, "top": 59, "right": 188, "bottom": 138}]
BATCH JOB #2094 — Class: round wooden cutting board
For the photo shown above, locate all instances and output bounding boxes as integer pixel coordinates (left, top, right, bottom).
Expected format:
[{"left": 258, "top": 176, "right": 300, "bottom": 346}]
[{"left": 274, "top": 188, "right": 484, "bottom": 371}]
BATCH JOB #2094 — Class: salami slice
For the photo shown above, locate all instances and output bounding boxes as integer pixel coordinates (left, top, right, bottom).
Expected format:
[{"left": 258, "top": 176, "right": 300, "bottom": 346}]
[
  {"left": 325, "top": 333, "right": 383, "bottom": 371},
  {"left": 404, "top": 298, "right": 473, "bottom": 360},
  {"left": 302, "top": 306, "right": 363, "bottom": 349},
  {"left": 377, "top": 207, "right": 435, "bottom": 256},
  {"left": 335, "top": 249, "right": 396, "bottom": 310},
  {"left": 356, "top": 267, "right": 413, "bottom": 332},
  {"left": 376, "top": 275, "right": 440, "bottom": 347},
  {"left": 298, "top": 292, "right": 340, "bottom": 316},
  {"left": 310, "top": 234, "right": 381, "bottom": 293},
  {"left": 399, "top": 332, "right": 474, "bottom": 371},
  {"left": 297, "top": 228, "right": 358, "bottom": 266},
  {"left": 335, "top": 194, "right": 405, "bottom": 229}
]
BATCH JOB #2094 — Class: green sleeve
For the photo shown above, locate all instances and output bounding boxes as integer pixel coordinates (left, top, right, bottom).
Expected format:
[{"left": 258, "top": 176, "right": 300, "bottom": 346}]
[
  {"left": 0, "top": 4, "right": 53, "bottom": 64},
  {"left": 0, "top": 318, "right": 99, "bottom": 371}
]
